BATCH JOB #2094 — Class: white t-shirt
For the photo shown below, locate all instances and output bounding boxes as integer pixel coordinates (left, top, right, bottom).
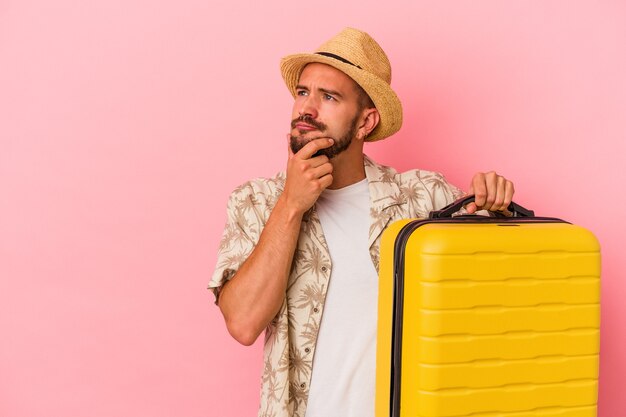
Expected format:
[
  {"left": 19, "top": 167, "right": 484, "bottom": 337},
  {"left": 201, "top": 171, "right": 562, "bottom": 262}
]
[{"left": 304, "top": 178, "right": 379, "bottom": 417}]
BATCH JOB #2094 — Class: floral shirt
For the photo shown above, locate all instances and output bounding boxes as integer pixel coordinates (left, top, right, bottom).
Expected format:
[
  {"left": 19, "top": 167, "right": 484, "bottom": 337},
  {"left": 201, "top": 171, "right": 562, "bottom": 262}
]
[{"left": 209, "top": 155, "right": 463, "bottom": 417}]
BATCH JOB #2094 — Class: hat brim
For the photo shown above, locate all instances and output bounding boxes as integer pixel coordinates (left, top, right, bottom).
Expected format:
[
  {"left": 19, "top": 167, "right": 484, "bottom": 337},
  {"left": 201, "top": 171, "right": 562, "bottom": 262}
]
[{"left": 280, "top": 53, "right": 403, "bottom": 142}]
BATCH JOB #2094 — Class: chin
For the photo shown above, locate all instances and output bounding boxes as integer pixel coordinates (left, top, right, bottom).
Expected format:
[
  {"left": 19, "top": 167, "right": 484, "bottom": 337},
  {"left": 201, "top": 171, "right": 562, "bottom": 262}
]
[{"left": 289, "top": 135, "right": 310, "bottom": 154}]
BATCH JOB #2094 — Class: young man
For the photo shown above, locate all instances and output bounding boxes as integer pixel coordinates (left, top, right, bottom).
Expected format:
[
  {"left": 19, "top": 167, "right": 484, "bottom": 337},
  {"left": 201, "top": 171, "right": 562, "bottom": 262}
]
[{"left": 209, "top": 28, "right": 514, "bottom": 417}]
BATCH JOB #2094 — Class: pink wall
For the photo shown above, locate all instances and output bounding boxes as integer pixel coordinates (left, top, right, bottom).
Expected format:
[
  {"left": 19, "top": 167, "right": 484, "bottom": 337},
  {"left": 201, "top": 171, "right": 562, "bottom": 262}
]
[{"left": 1, "top": 1, "right": 624, "bottom": 416}]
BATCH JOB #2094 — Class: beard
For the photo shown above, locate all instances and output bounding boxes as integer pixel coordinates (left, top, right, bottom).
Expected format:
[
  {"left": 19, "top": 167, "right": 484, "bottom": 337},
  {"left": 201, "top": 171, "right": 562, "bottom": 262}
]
[{"left": 289, "top": 114, "right": 359, "bottom": 159}]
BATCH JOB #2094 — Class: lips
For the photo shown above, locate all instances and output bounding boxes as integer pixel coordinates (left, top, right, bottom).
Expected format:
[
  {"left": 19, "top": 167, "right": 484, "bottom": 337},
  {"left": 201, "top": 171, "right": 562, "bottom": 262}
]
[
  {"left": 291, "top": 115, "right": 327, "bottom": 132},
  {"left": 294, "top": 122, "right": 317, "bottom": 131}
]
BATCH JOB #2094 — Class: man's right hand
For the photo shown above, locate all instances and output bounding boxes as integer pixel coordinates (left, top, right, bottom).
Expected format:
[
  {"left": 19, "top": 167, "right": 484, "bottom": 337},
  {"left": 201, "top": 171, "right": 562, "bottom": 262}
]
[
  {"left": 217, "top": 136, "right": 335, "bottom": 345},
  {"left": 282, "top": 137, "right": 335, "bottom": 215}
]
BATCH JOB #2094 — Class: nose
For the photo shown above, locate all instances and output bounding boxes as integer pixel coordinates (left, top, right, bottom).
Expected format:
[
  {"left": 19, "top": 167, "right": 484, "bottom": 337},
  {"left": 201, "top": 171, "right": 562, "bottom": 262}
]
[{"left": 297, "top": 93, "right": 318, "bottom": 119}]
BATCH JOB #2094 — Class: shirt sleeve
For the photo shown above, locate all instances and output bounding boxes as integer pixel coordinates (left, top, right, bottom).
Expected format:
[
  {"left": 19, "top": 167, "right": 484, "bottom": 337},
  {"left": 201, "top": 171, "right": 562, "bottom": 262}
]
[
  {"left": 208, "top": 184, "right": 261, "bottom": 305},
  {"left": 419, "top": 171, "right": 465, "bottom": 211}
]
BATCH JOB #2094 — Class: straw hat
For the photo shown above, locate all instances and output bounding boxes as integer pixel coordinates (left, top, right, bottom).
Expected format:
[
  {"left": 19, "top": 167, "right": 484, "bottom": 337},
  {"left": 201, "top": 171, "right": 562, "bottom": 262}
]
[{"left": 280, "top": 27, "right": 403, "bottom": 142}]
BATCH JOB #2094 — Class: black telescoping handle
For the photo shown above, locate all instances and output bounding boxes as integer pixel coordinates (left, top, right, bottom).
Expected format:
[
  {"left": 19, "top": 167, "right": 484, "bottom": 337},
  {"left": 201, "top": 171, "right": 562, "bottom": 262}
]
[{"left": 429, "top": 195, "right": 535, "bottom": 219}]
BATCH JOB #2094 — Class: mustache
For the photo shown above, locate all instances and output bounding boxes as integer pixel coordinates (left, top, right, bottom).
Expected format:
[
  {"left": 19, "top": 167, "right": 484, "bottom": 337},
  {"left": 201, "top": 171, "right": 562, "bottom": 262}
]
[{"left": 290, "top": 115, "right": 327, "bottom": 131}]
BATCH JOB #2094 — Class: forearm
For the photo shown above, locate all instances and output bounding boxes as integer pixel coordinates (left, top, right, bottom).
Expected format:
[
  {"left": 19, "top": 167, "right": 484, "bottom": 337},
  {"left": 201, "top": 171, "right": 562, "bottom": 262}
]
[{"left": 218, "top": 195, "right": 304, "bottom": 345}]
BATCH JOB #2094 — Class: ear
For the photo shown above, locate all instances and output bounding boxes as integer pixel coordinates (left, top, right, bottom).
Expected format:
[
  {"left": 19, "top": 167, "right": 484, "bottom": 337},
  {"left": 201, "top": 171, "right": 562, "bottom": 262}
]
[{"left": 357, "top": 108, "right": 380, "bottom": 140}]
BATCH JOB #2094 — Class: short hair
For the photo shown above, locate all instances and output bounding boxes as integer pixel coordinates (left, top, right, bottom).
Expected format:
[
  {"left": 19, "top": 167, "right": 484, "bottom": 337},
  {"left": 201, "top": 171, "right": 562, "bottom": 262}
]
[{"left": 354, "top": 82, "right": 375, "bottom": 111}]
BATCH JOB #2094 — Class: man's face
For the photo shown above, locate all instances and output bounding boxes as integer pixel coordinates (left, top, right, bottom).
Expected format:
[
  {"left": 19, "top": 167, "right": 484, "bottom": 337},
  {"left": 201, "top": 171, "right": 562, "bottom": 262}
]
[{"left": 290, "top": 63, "right": 362, "bottom": 159}]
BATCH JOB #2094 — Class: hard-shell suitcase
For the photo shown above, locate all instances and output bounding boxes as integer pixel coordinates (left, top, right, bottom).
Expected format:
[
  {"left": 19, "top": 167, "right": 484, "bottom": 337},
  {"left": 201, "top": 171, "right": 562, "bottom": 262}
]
[{"left": 375, "top": 197, "right": 601, "bottom": 417}]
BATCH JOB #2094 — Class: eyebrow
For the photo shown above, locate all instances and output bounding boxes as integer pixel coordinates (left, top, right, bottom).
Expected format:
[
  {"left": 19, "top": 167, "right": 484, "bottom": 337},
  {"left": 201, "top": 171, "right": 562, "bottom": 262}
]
[{"left": 295, "top": 85, "right": 344, "bottom": 99}]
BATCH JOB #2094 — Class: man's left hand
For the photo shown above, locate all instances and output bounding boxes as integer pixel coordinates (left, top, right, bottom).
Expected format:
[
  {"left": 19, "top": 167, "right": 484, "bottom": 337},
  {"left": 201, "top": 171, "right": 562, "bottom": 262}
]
[{"left": 465, "top": 171, "right": 515, "bottom": 214}]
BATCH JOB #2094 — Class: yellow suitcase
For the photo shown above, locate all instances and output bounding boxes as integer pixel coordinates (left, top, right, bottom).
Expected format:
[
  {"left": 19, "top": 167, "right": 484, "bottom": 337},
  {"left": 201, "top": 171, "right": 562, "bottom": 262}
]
[{"left": 376, "top": 197, "right": 601, "bottom": 417}]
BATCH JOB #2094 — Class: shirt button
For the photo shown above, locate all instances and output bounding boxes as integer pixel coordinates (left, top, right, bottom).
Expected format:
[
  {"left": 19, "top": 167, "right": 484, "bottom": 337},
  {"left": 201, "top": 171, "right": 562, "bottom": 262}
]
[
  {"left": 300, "top": 383, "right": 306, "bottom": 389},
  {"left": 305, "top": 347, "right": 311, "bottom": 353},
  {"left": 313, "top": 307, "right": 319, "bottom": 313},
  {"left": 321, "top": 266, "right": 327, "bottom": 272}
]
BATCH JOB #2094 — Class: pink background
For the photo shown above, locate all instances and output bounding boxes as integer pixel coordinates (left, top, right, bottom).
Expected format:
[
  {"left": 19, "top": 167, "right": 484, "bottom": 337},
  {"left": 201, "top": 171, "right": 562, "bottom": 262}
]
[{"left": 1, "top": 1, "right": 624, "bottom": 416}]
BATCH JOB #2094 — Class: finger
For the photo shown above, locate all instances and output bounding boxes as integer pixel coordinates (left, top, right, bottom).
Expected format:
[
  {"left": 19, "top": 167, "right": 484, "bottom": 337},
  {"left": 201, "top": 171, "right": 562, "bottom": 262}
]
[
  {"left": 482, "top": 171, "right": 499, "bottom": 211},
  {"left": 471, "top": 173, "right": 487, "bottom": 209},
  {"left": 464, "top": 184, "right": 476, "bottom": 213},
  {"left": 503, "top": 180, "right": 514, "bottom": 209},
  {"left": 318, "top": 173, "right": 333, "bottom": 190},
  {"left": 504, "top": 180, "right": 515, "bottom": 206},
  {"left": 308, "top": 154, "right": 330, "bottom": 168},
  {"left": 493, "top": 177, "right": 514, "bottom": 212},
  {"left": 310, "top": 161, "right": 333, "bottom": 179},
  {"left": 492, "top": 176, "right": 506, "bottom": 211},
  {"left": 297, "top": 138, "right": 334, "bottom": 160}
]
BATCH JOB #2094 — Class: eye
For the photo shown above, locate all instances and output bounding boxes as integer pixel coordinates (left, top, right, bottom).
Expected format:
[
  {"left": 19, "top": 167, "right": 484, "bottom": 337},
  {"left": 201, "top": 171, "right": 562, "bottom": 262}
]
[
  {"left": 323, "top": 93, "right": 336, "bottom": 101},
  {"left": 296, "top": 89, "right": 308, "bottom": 96}
]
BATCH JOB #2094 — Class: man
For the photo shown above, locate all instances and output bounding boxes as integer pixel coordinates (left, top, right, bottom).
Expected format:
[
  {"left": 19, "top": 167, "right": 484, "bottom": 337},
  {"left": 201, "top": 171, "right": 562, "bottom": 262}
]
[{"left": 209, "top": 28, "right": 514, "bottom": 417}]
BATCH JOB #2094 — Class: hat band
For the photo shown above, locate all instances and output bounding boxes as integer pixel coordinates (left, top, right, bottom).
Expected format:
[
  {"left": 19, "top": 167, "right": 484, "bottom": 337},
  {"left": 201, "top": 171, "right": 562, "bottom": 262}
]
[{"left": 315, "top": 52, "right": 362, "bottom": 69}]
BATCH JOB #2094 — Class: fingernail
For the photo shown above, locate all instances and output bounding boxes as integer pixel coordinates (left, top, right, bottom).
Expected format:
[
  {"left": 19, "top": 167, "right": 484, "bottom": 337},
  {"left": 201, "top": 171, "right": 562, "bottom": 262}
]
[{"left": 328, "top": 139, "right": 334, "bottom": 143}]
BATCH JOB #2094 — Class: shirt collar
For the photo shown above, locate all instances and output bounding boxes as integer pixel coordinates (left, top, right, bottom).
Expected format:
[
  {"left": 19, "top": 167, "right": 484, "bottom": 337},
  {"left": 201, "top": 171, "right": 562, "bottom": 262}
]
[
  {"left": 363, "top": 154, "right": 407, "bottom": 248},
  {"left": 364, "top": 154, "right": 406, "bottom": 211}
]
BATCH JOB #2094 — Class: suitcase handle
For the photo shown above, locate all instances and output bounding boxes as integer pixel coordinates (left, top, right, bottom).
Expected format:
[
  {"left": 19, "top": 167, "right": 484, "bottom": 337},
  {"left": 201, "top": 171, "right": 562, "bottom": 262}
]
[{"left": 429, "top": 195, "right": 535, "bottom": 218}]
